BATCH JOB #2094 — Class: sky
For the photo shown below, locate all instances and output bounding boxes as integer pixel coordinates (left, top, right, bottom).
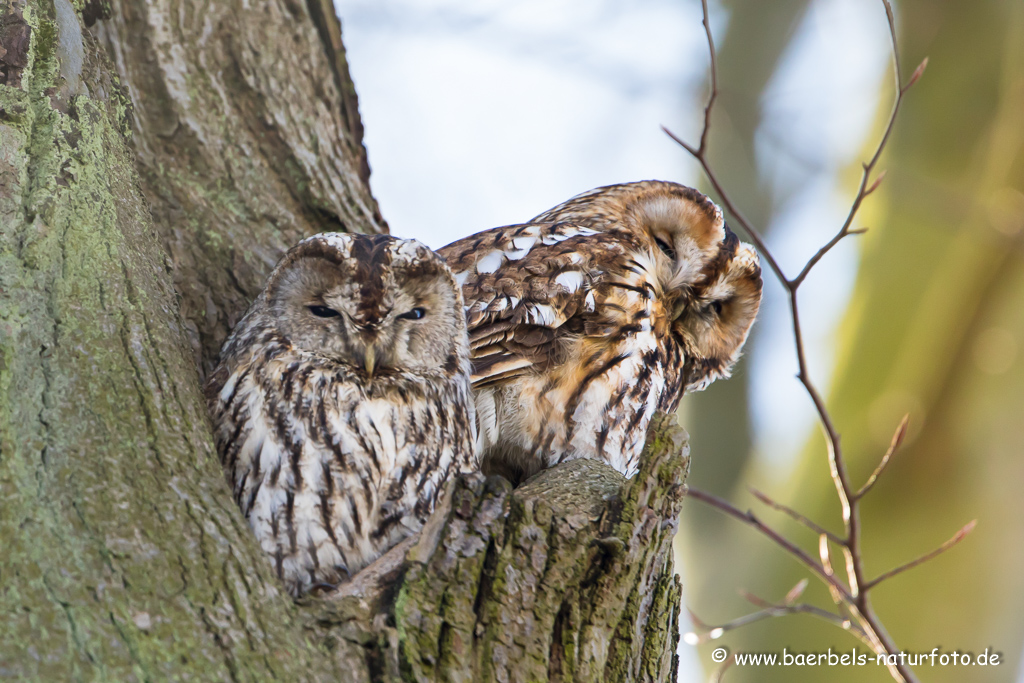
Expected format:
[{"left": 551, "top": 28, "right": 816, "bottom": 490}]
[
  {"left": 333, "top": 0, "right": 708, "bottom": 248},
  {"left": 333, "top": 0, "right": 892, "bottom": 676}
]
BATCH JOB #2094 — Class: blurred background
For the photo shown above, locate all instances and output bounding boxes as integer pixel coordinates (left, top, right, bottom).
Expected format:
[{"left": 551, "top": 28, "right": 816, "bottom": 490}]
[{"left": 333, "top": 0, "right": 1024, "bottom": 680}]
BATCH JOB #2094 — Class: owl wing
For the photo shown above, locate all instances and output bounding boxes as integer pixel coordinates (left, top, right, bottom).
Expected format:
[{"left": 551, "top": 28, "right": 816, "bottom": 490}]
[{"left": 438, "top": 222, "right": 628, "bottom": 387}]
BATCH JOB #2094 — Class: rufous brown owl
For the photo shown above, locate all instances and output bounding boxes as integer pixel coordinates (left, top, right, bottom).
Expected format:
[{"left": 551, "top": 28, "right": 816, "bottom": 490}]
[
  {"left": 439, "top": 180, "right": 761, "bottom": 483},
  {"left": 205, "top": 233, "right": 477, "bottom": 596}
]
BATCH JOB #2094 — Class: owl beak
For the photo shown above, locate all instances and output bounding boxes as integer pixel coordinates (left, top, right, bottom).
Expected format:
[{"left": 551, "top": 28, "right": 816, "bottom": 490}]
[
  {"left": 670, "top": 284, "right": 698, "bottom": 320},
  {"left": 671, "top": 290, "right": 695, "bottom": 320},
  {"left": 364, "top": 345, "right": 377, "bottom": 376},
  {"left": 671, "top": 298, "right": 687, "bottom": 320}
]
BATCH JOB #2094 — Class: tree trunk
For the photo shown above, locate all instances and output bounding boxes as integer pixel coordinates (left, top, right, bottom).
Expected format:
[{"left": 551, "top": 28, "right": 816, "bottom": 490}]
[{"left": 0, "top": 1, "right": 688, "bottom": 681}]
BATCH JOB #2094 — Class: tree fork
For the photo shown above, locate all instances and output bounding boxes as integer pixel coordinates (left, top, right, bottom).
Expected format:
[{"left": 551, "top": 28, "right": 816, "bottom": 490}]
[{"left": 0, "top": 1, "right": 689, "bottom": 680}]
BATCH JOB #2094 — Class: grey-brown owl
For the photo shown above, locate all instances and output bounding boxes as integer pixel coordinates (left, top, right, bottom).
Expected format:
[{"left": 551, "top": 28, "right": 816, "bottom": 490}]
[
  {"left": 205, "top": 233, "right": 477, "bottom": 596},
  {"left": 438, "top": 180, "right": 761, "bottom": 482}
]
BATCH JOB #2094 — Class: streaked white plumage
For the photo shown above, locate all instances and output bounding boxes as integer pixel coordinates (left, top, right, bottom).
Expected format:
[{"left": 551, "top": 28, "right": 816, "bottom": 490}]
[{"left": 206, "top": 233, "right": 477, "bottom": 595}]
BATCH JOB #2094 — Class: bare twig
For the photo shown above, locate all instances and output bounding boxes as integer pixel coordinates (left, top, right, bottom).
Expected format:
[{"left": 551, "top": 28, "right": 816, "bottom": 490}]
[
  {"left": 709, "top": 654, "right": 734, "bottom": 683},
  {"left": 686, "top": 583, "right": 870, "bottom": 652},
  {"left": 662, "top": 124, "right": 788, "bottom": 284},
  {"left": 669, "top": 3, "right": 961, "bottom": 683},
  {"left": 863, "top": 521, "right": 977, "bottom": 591},
  {"left": 694, "top": 0, "right": 717, "bottom": 157},
  {"left": 819, "top": 534, "right": 846, "bottom": 606},
  {"left": 686, "top": 488, "right": 853, "bottom": 601},
  {"left": 688, "top": 601, "right": 864, "bottom": 644},
  {"left": 856, "top": 415, "right": 909, "bottom": 500},
  {"left": 749, "top": 487, "right": 844, "bottom": 545},
  {"left": 737, "top": 586, "right": 866, "bottom": 640}
]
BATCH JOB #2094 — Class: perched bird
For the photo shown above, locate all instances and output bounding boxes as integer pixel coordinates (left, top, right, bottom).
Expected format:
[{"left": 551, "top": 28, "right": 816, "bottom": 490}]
[
  {"left": 439, "top": 180, "right": 762, "bottom": 482},
  {"left": 205, "top": 233, "right": 477, "bottom": 596}
]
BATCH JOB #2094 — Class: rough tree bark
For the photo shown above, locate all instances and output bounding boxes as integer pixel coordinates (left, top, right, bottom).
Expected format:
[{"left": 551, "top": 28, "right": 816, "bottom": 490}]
[{"left": 0, "top": 1, "right": 688, "bottom": 681}]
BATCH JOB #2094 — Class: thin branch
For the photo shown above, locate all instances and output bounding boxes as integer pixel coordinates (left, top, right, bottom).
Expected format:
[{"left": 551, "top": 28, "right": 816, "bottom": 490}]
[
  {"left": 749, "top": 487, "right": 844, "bottom": 545},
  {"left": 695, "top": 0, "right": 717, "bottom": 156},
  {"left": 856, "top": 414, "right": 909, "bottom": 500},
  {"left": 819, "top": 534, "right": 848, "bottom": 607},
  {"left": 882, "top": 0, "right": 903, "bottom": 82},
  {"left": 687, "top": 488, "right": 853, "bottom": 602},
  {"left": 739, "top": 589, "right": 867, "bottom": 641},
  {"left": 863, "top": 521, "right": 977, "bottom": 591},
  {"left": 790, "top": 4, "right": 927, "bottom": 289},
  {"left": 663, "top": 4, "right": 922, "bottom": 567},
  {"left": 709, "top": 655, "right": 734, "bottom": 683},
  {"left": 791, "top": 297, "right": 852, "bottom": 532},
  {"left": 668, "top": 1, "right": 934, "bottom": 681},
  {"left": 661, "top": 124, "right": 788, "bottom": 286},
  {"left": 687, "top": 602, "right": 865, "bottom": 645}
]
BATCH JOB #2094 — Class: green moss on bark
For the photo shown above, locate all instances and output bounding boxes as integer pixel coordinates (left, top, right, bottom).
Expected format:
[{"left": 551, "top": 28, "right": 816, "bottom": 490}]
[
  {"left": 0, "top": 3, "right": 342, "bottom": 680},
  {"left": 389, "top": 416, "right": 688, "bottom": 683}
]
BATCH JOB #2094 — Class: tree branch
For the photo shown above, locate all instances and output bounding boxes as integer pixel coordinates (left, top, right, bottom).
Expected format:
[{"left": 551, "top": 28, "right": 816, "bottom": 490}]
[
  {"left": 685, "top": 488, "right": 853, "bottom": 602},
  {"left": 686, "top": 586, "right": 868, "bottom": 646},
  {"left": 666, "top": 3, "right": 958, "bottom": 682},
  {"left": 748, "top": 487, "right": 845, "bottom": 546},
  {"left": 863, "top": 521, "right": 977, "bottom": 591},
  {"left": 855, "top": 415, "right": 909, "bottom": 500}
]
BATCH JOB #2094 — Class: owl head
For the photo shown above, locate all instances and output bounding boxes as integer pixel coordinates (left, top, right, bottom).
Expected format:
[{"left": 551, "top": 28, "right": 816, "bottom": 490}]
[
  {"left": 261, "top": 233, "right": 469, "bottom": 379},
  {"left": 676, "top": 229, "right": 763, "bottom": 392},
  {"left": 533, "top": 180, "right": 728, "bottom": 296}
]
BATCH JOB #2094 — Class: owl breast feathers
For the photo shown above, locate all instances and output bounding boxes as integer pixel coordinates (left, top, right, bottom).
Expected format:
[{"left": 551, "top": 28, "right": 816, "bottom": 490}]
[
  {"left": 438, "top": 180, "right": 762, "bottom": 482},
  {"left": 205, "top": 233, "right": 477, "bottom": 596}
]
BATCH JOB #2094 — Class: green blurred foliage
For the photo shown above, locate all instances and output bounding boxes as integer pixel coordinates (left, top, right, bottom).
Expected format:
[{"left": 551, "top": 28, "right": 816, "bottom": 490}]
[{"left": 677, "top": 0, "right": 1024, "bottom": 681}]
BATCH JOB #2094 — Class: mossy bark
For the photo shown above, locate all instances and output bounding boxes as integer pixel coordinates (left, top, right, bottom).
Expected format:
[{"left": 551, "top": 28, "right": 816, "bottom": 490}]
[
  {"left": 92, "top": 0, "right": 387, "bottom": 372},
  {"left": 390, "top": 416, "right": 688, "bottom": 683},
  {"left": 0, "top": 0, "right": 341, "bottom": 679},
  {"left": 0, "top": 1, "right": 688, "bottom": 681}
]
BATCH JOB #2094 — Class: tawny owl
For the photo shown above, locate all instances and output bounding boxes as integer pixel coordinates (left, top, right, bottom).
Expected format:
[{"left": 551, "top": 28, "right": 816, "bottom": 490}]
[
  {"left": 439, "top": 180, "right": 762, "bottom": 482},
  {"left": 205, "top": 233, "right": 477, "bottom": 596}
]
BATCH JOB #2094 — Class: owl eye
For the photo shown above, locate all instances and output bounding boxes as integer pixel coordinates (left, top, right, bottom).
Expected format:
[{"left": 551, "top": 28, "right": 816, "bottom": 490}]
[
  {"left": 308, "top": 305, "right": 340, "bottom": 318},
  {"left": 654, "top": 236, "right": 677, "bottom": 260},
  {"left": 397, "top": 308, "right": 426, "bottom": 320}
]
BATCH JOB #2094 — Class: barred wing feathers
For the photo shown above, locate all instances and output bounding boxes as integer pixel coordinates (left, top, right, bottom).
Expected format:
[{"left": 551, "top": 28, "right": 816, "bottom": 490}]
[{"left": 438, "top": 222, "right": 632, "bottom": 387}]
